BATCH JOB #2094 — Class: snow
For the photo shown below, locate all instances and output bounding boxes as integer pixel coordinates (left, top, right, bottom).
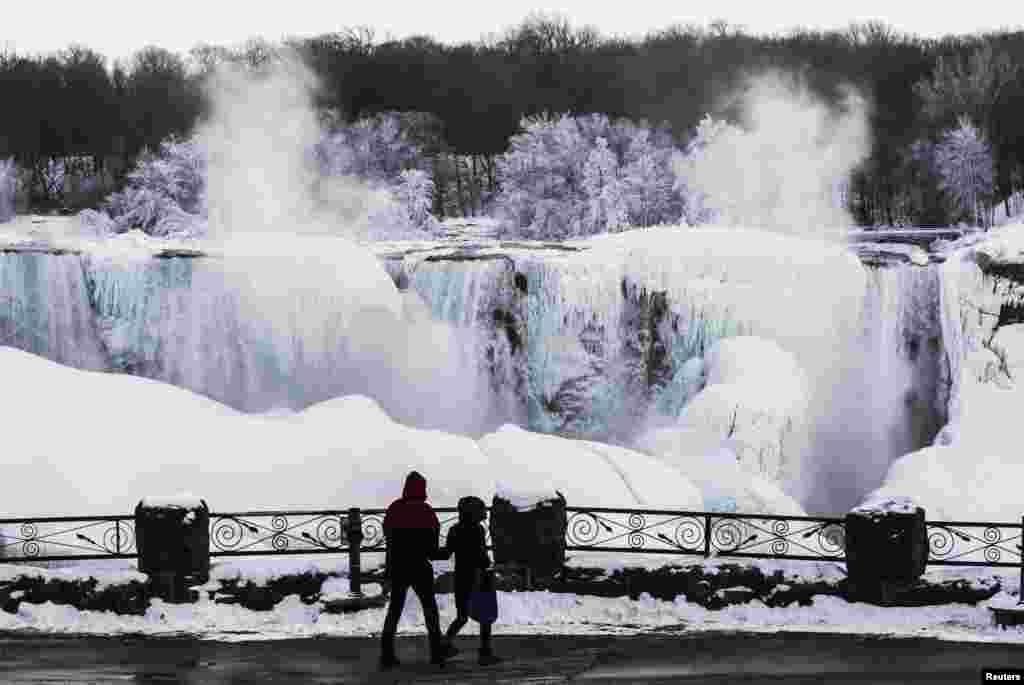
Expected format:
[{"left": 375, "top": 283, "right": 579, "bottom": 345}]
[
  {"left": 961, "top": 221, "right": 1024, "bottom": 264},
  {"left": 494, "top": 485, "right": 561, "bottom": 511},
  {"left": 0, "top": 348, "right": 707, "bottom": 516},
  {"left": 628, "top": 336, "right": 809, "bottom": 515},
  {"left": 0, "top": 563, "right": 148, "bottom": 591},
  {"left": 631, "top": 427, "right": 806, "bottom": 516},
  {"left": 849, "top": 495, "right": 920, "bottom": 516},
  {"left": 478, "top": 425, "right": 703, "bottom": 511},
  {"left": 138, "top": 494, "right": 207, "bottom": 510},
  {"left": 0, "top": 572, "right": 1021, "bottom": 643}
]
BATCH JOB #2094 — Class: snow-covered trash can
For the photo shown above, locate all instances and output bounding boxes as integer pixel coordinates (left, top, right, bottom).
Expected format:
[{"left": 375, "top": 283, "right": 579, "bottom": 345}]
[
  {"left": 489, "top": 489, "right": 567, "bottom": 580},
  {"left": 135, "top": 494, "right": 210, "bottom": 600},
  {"left": 845, "top": 496, "right": 928, "bottom": 598}
]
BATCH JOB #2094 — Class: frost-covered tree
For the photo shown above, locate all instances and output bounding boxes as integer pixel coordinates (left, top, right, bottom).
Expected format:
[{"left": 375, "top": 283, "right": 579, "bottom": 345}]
[
  {"left": 621, "top": 128, "right": 679, "bottom": 227},
  {"left": 0, "top": 158, "right": 16, "bottom": 223},
  {"left": 493, "top": 113, "right": 685, "bottom": 239},
  {"left": 394, "top": 168, "right": 438, "bottom": 231},
  {"left": 80, "top": 110, "right": 442, "bottom": 240},
  {"left": 493, "top": 113, "right": 589, "bottom": 239},
  {"left": 40, "top": 158, "right": 66, "bottom": 204},
  {"left": 80, "top": 137, "right": 207, "bottom": 237},
  {"left": 934, "top": 116, "right": 995, "bottom": 228},
  {"left": 582, "top": 137, "right": 628, "bottom": 232},
  {"left": 317, "top": 112, "right": 428, "bottom": 182},
  {"left": 314, "top": 111, "right": 442, "bottom": 238}
]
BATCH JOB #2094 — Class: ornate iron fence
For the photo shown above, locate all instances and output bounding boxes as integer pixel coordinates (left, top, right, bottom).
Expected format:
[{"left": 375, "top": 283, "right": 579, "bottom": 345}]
[
  {"left": 0, "top": 508, "right": 464, "bottom": 564},
  {"left": 924, "top": 520, "right": 1024, "bottom": 568},
  {"left": 0, "top": 507, "right": 1020, "bottom": 571},
  {"left": 0, "top": 515, "right": 136, "bottom": 562},
  {"left": 565, "top": 508, "right": 847, "bottom": 562}
]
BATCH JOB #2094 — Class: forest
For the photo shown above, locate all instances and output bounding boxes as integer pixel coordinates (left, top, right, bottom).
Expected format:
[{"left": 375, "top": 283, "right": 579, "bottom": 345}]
[{"left": 2, "top": 15, "right": 1023, "bottom": 230}]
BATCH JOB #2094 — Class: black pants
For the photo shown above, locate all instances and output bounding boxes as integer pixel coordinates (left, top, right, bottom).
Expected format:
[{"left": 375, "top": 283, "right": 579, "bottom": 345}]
[
  {"left": 381, "top": 567, "right": 443, "bottom": 658},
  {"left": 445, "top": 571, "right": 492, "bottom": 654}
]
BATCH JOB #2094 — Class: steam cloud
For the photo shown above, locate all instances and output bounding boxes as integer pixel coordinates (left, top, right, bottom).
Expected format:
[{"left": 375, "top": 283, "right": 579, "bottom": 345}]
[
  {"left": 194, "top": 54, "right": 508, "bottom": 436},
  {"left": 679, "top": 70, "right": 871, "bottom": 238},
  {"left": 663, "top": 72, "right": 923, "bottom": 514}
]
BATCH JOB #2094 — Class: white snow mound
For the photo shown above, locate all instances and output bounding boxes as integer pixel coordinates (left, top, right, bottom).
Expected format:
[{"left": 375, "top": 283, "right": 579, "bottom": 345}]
[{"left": 0, "top": 348, "right": 705, "bottom": 518}]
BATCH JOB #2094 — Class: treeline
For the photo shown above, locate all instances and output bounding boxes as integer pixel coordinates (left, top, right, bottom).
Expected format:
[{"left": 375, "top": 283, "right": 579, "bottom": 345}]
[{"left": 3, "top": 16, "right": 1024, "bottom": 225}]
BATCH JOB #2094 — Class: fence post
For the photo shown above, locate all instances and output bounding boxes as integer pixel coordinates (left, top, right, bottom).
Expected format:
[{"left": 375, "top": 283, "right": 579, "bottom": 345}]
[
  {"left": 347, "top": 508, "right": 364, "bottom": 597},
  {"left": 1019, "top": 516, "right": 1023, "bottom": 606},
  {"left": 703, "top": 514, "right": 712, "bottom": 558}
]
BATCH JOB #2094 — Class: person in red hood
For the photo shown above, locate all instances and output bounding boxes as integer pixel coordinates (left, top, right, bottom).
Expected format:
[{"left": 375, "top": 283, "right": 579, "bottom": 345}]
[{"left": 379, "top": 470, "right": 447, "bottom": 669}]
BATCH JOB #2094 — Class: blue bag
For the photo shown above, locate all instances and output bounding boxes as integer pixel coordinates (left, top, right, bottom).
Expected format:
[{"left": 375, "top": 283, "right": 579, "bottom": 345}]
[{"left": 467, "top": 571, "right": 498, "bottom": 624}]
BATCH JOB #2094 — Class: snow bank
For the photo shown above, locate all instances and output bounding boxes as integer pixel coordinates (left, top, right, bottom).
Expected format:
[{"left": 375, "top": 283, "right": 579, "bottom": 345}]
[
  {"left": 971, "top": 221, "right": 1024, "bottom": 264},
  {"left": 630, "top": 336, "right": 808, "bottom": 515},
  {"left": 0, "top": 348, "right": 704, "bottom": 517},
  {"left": 478, "top": 425, "right": 702, "bottom": 510},
  {"left": 1, "top": 579, "right": 1021, "bottom": 644},
  {"left": 865, "top": 445, "right": 1024, "bottom": 522},
  {"left": 632, "top": 427, "right": 806, "bottom": 516}
]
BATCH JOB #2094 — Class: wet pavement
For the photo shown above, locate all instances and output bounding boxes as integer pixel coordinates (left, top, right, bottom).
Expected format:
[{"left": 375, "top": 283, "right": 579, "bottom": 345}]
[{"left": 0, "top": 630, "right": 1020, "bottom": 684}]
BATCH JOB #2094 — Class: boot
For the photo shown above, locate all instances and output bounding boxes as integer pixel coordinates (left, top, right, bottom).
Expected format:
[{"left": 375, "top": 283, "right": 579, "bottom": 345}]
[
  {"left": 380, "top": 633, "right": 400, "bottom": 669},
  {"left": 429, "top": 633, "right": 449, "bottom": 666},
  {"left": 478, "top": 649, "right": 503, "bottom": 666},
  {"left": 441, "top": 639, "right": 459, "bottom": 659}
]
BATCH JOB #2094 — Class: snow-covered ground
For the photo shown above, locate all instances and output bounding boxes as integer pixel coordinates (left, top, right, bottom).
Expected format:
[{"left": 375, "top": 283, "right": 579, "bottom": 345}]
[{"left": 1, "top": 560, "right": 1021, "bottom": 644}]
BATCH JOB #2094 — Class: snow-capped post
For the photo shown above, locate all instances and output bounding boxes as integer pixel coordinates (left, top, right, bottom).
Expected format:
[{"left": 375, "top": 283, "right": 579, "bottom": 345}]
[
  {"left": 135, "top": 495, "right": 210, "bottom": 602},
  {"left": 489, "top": 489, "right": 568, "bottom": 589},
  {"left": 844, "top": 497, "right": 928, "bottom": 605},
  {"left": 346, "top": 508, "right": 363, "bottom": 597}
]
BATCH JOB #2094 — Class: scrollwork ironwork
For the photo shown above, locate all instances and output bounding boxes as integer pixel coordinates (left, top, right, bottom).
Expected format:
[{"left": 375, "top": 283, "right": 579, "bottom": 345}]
[
  {"left": 926, "top": 523, "right": 1021, "bottom": 565},
  {"left": 1, "top": 518, "right": 136, "bottom": 560},
  {"left": 816, "top": 523, "right": 845, "bottom": 555},
  {"left": 211, "top": 516, "right": 247, "bottom": 551},
  {"left": 673, "top": 517, "right": 705, "bottom": 550},
  {"left": 567, "top": 512, "right": 603, "bottom": 546},
  {"left": 361, "top": 514, "right": 385, "bottom": 549},
  {"left": 0, "top": 508, "right": 1018, "bottom": 571}
]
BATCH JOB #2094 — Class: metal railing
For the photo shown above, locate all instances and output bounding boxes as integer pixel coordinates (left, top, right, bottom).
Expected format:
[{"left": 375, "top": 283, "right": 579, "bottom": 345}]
[{"left": 1, "top": 507, "right": 1020, "bottom": 571}]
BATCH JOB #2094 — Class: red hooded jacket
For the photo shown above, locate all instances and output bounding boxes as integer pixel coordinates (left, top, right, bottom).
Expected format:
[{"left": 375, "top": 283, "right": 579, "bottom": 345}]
[{"left": 382, "top": 471, "right": 441, "bottom": 576}]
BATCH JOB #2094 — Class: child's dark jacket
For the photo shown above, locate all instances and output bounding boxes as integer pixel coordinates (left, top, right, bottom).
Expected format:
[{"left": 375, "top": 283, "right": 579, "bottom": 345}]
[{"left": 444, "top": 520, "right": 490, "bottom": 580}]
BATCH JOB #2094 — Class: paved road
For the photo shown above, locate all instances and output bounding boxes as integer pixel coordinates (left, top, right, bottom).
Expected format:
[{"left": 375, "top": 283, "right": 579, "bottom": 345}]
[{"left": 0, "top": 631, "right": 1020, "bottom": 684}]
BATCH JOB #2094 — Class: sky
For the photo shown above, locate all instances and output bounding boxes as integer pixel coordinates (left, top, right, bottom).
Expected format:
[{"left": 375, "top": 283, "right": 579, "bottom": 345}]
[{"left": 4, "top": 0, "right": 1021, "bottom": 62}]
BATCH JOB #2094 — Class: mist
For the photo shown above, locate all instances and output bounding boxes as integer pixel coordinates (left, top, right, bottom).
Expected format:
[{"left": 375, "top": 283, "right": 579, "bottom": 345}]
[
  {"left": 193, "top": 54, "right": 509, "bottom": 436},
  {"left": 668, "top": 71, "right": 922, "bottom": 514},
  {"left": 678, "top": 70, "right": 870, "bottom": 237}
]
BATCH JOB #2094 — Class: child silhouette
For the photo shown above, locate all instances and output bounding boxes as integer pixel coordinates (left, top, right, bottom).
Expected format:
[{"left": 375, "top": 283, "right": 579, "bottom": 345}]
[{"left": 441, "top": 496, "right": 501, "bottom": 665}]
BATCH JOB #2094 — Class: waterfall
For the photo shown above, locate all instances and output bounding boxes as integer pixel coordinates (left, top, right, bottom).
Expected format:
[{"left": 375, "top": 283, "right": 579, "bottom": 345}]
[
  {"left": 0, "top": 231, "right": 990, "bottom": 514},
  {"left": 0, "top": 253, "right": 107, "bottom": 370}
]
